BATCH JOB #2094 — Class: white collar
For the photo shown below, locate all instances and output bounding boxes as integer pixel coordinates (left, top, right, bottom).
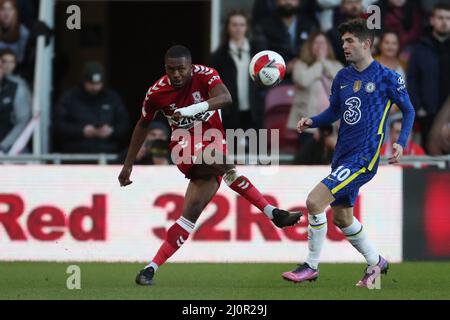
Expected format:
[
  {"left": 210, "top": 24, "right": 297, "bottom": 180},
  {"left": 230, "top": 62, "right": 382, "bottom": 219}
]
[{"left": 229, "top": 39, "right": 250, "bottom": 54}]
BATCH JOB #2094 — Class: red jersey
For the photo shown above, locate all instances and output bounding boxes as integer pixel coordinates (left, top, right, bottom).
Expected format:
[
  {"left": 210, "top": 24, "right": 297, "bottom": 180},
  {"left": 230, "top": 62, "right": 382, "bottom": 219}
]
[
  {"left": 141, "top": 64, "right": 224, "bottom": 133},
  {"left": 140, "top": 65, "right": 227, "bottom": 179}
]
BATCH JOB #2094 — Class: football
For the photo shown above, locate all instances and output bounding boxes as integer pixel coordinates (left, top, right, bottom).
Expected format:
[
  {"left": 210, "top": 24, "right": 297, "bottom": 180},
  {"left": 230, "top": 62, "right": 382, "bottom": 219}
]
[{"left": 249, "top": 50, "right": 286, "bottom": 87}]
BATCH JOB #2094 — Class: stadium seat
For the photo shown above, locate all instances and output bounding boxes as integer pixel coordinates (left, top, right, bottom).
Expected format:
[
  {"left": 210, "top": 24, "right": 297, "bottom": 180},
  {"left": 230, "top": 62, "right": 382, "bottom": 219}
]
[{"left": 264, "top": 85, "right": 298, "bottom": 155}]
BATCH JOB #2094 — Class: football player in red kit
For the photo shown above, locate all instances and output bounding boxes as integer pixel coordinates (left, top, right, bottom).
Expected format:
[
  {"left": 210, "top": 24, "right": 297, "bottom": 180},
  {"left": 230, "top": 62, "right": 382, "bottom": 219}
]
[{"left": 118, "top": 45, "right": 302, "bottom": 286}]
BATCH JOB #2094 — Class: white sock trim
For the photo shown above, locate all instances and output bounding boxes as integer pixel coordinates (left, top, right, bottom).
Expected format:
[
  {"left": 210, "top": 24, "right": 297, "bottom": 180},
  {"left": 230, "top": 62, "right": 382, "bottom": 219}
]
[
  {"left": 176, "top": 217, "right": 194, "bottom": 234},
  {"left": 223, "top": 168, "right": 240, "bottom": 186},
  {"left": 263, "top": 205, "right": 275, "bottom": 219},
  {"left": 145, "top": 262, "right": 158, "bottom": 272},
  {"left": 179, "top": 216, "right": 195, "bottom": 228},
  {"left": 340, "top": 217, "right": 362, "bottom": 236},
  {"left": 308, "top": 212, "right": 327, "bottom": 226}
]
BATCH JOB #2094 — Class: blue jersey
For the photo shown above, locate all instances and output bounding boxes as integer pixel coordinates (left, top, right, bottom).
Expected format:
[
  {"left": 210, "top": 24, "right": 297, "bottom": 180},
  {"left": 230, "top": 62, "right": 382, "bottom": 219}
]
[{"left": 311, "top": 60, "right": 415, "bottom": 173}]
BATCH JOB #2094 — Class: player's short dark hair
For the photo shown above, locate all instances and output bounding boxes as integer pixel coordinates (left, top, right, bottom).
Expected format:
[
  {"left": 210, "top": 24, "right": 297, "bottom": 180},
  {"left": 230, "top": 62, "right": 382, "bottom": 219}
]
[
  {"left": 432, "top": 2, "right": 450, "bottom": 14},
  {"left": 165, "top": 45, "right": 192, "bottom": 62},
  {"left": 338, "top": 18, "right": 375, "bottom": 46}
]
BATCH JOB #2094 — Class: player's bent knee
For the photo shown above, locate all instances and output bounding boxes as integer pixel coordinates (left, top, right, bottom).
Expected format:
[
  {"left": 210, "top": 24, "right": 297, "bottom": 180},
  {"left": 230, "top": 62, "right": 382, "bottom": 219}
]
[
  {"left": 306, "top": 195, "right": 323, "bottom": 214},
  {"left": 223, "top": 168, "right": 241, "bottom": 186}
]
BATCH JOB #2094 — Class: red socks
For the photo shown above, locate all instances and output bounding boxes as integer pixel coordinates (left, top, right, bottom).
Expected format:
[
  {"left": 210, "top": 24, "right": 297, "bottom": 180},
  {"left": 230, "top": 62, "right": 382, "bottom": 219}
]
[
  {"left": 150, "top": 216, "right": 194, "bottom": 268},
  {"left": 228, "top": 176, "right": 270, "bottom": 212}
]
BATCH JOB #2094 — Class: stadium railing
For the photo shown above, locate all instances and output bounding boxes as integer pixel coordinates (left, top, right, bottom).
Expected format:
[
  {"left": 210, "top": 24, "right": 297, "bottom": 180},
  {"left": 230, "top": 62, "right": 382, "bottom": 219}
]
[
  {"left": 231, "top": 154, "right": 450, "bottom": 168},
  {"left": 0, "top": 154, "right": 448, "bottom": 168},
  {"left": 0, "top": 154, "right": 118, "bottom": 165}
]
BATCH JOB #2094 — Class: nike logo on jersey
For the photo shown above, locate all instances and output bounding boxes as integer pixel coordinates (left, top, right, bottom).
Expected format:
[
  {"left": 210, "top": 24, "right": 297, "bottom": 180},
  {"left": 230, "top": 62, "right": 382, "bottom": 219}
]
[{"left": 340, "top": 84, "right": 349, "bottom": 89}]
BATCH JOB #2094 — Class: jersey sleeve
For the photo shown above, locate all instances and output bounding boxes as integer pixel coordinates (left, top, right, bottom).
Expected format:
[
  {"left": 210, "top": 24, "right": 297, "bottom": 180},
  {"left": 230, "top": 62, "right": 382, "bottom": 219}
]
[
  {"left": 388, "top": 72, "right": 409, "bottom": 105},
  {"left": 387, "top": 71, "right": 416, "bottom": 148},
  {"left": 141, "top": 87, "right": 158, "bottom": 122},
  {"left": 195, "top": 66, "right": 223, "bottom": 92}
]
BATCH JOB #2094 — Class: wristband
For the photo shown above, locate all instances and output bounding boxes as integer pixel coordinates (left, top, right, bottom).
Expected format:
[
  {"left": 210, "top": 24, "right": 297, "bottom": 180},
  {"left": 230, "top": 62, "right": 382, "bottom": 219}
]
[{"left": 178, "top": 101, "right": 209, "bottom": 117}]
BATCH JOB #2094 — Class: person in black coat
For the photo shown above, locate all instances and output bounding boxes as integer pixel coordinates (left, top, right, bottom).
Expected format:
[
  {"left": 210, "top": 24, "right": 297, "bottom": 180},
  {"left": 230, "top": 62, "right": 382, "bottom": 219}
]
[
  {"left": 211, "top": 10, "right": 264, "bottom": 131},
  {"left": 54, "top": 61, "right": 130, "bottom": 154},
  {"left": 407, "top": 3, "right": 450, "bottom": 151},
  {"left": 252, "top": 0, "right": 317, "bottom": 77}
]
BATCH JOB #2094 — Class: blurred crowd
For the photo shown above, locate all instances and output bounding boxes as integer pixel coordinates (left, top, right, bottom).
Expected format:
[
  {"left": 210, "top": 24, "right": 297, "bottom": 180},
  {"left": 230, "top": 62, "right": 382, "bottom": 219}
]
[
  {"left": 0, "top": 0, "right": 41, "bottom": 155},
  {"left": 2, "top": 0, "right": 449, "bottom": 166},
  {"left": 210, "top": 0, "right": 450, "bottom": 165}
]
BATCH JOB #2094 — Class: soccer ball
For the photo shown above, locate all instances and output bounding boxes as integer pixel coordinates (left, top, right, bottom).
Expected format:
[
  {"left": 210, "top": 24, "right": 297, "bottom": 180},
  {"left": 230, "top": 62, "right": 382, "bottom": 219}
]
[{"left": 249, "top": 50, "right": 286, "bottom": 87}]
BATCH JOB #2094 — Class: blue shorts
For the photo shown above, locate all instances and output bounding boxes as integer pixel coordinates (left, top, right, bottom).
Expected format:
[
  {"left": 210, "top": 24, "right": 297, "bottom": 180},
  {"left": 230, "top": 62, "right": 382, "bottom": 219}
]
[{"left": 321, "top": 163, "right": 376, "bottom": 207}]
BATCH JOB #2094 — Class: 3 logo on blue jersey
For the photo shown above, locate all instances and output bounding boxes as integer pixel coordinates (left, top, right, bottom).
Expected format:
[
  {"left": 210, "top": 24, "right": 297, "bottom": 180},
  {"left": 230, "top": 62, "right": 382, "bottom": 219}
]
[{"left": 343, "top": 97, "right": 362, "bottom": 125}]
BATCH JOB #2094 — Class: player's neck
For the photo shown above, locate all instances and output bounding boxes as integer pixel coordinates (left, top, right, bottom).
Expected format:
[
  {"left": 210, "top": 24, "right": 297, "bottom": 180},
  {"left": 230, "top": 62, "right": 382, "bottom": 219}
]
[{"left": 353, "top": 56, "right": 374, "bottom": 72}]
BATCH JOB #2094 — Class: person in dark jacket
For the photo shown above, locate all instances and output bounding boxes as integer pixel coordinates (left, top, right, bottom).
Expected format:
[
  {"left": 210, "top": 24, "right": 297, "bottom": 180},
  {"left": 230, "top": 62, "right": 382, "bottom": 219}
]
[
  {"left": 211, "top": 9, "right": 264, "bottom": 130},
  {"left": 0, "top": 57, "right": 30, "bottom": 153},
  {"left": 293, "top": 124, "right": 336, "bottom": 165},
  {"left": 54, "top": 61, "right": 129, "bottom": 154},
  {"left": 407, "top": 2, "right": 450, "bottom": 151},
  {"left": 252, "top": 0, "right": 317, "bottom": 77},
  {"left": 327, "top": 0, "right": 365, "bottom": 65}
]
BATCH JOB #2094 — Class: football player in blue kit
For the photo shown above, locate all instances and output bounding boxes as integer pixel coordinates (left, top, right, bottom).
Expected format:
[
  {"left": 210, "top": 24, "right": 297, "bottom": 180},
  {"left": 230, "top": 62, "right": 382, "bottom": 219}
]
[{"left": 282, "top": 18, "right": 415, "bottom": 287}]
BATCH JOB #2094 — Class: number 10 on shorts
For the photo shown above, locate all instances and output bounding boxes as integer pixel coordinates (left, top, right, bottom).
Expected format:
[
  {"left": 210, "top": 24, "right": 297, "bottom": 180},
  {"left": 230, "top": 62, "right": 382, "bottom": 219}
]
[{"left": 331, "top": 166, "right": 351, "bottom": 182}]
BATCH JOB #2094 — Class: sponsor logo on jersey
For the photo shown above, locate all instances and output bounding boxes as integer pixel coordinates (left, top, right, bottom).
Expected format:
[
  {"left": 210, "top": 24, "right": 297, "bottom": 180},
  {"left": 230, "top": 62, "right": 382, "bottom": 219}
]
[
  {"left": 343, "top": 96, "right": 362, "bottom": 125},
  {"left": 169, "top": 111, "right": 215, "bottom": 129}
]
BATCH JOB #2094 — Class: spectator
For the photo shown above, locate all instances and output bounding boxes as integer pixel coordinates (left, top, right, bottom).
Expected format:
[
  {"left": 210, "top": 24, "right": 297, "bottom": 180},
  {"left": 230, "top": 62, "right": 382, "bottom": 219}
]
[
  {"left": 287, "top": 31, "right": 342, "bottom": 148},
  {"left": 0, "top": 57, "right": 30, "bottom": 153},
  {"left": 252, "top": 0, "right": 278, "bottom": 28},
  {"left": 116, "top": 120, "right": 170, "bottom": 165},
  {"left": 375, "top": 30, "right": 407, "bottom": 117},
  {"left": 0, "top": 48, "right": 31, "bottom": 101},
  {"left": 381, "top": 116, "right": 425, "bottom": 157},
  {"left": 146, "top": 120, "right": 170, "bottom": 142},
  {"left": 253, "top": 0, "right": 317, "bottom": 76},
  {"left": 379, "top": 0, "right": 423, "bottom": 59},
  {"left": 54, "top": 61, "right": 129, "bottom": 154},
  {"left": 407, "top": 2, "right": 450, "bottom": 152},
  {"left": 211, "top": 10, "right": 263, "bottom": 130},
  {"left": 146, "top": 139, "right": 170, "bottom": 165},
  {"left": 427, "top": 94, "right": 450, "bottom": 155},
  {"left": 327, "top": 0, "right": 365, "bottom": 64},
  {"left": 294, "top": 125, "right": 336, "bottom": 164},
  {"left": 375, "top": 30, "right": 407, "bottom": 80},
  {"left": 0, "top": 0, "right": 29, "bottom": 64},
  {"left": 316, "top": 0, "right": 377, "bottom": 32},
  {"left": 421, "top": 0, "right": 450, "bottom": 17},
  {"left": 252, "top": 0, "right": 318, "bottom": 28}
]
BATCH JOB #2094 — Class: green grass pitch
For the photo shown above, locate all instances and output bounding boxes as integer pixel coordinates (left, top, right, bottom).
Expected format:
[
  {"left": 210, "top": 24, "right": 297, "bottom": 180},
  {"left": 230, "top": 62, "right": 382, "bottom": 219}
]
[{"left": 1, "top": 262, "right": 449, "bottom": 300}]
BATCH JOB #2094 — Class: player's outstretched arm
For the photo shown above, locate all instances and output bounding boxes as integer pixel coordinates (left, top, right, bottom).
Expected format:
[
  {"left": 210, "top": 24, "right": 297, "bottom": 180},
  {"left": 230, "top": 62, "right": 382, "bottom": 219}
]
[
  {"left": 390, "top": 98, "right": 416, "bottom": 164},
  {"left": 118, "top": 117, "right": 150, "bottom": 186},
  {"left": 297, "top": 73, "right": 340, "bottom": 133},
  {"left": 172, "top": 83, "right": 232, "bottom": 121},
  {"left": 205, "top": 82, "right": 233, "bottom": 111},
  {"left": 389, "top": 73, "right": 416, "bottom": 164},
  {"left": 298, "top": 106, "right": 340, "bottom": 133}
]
